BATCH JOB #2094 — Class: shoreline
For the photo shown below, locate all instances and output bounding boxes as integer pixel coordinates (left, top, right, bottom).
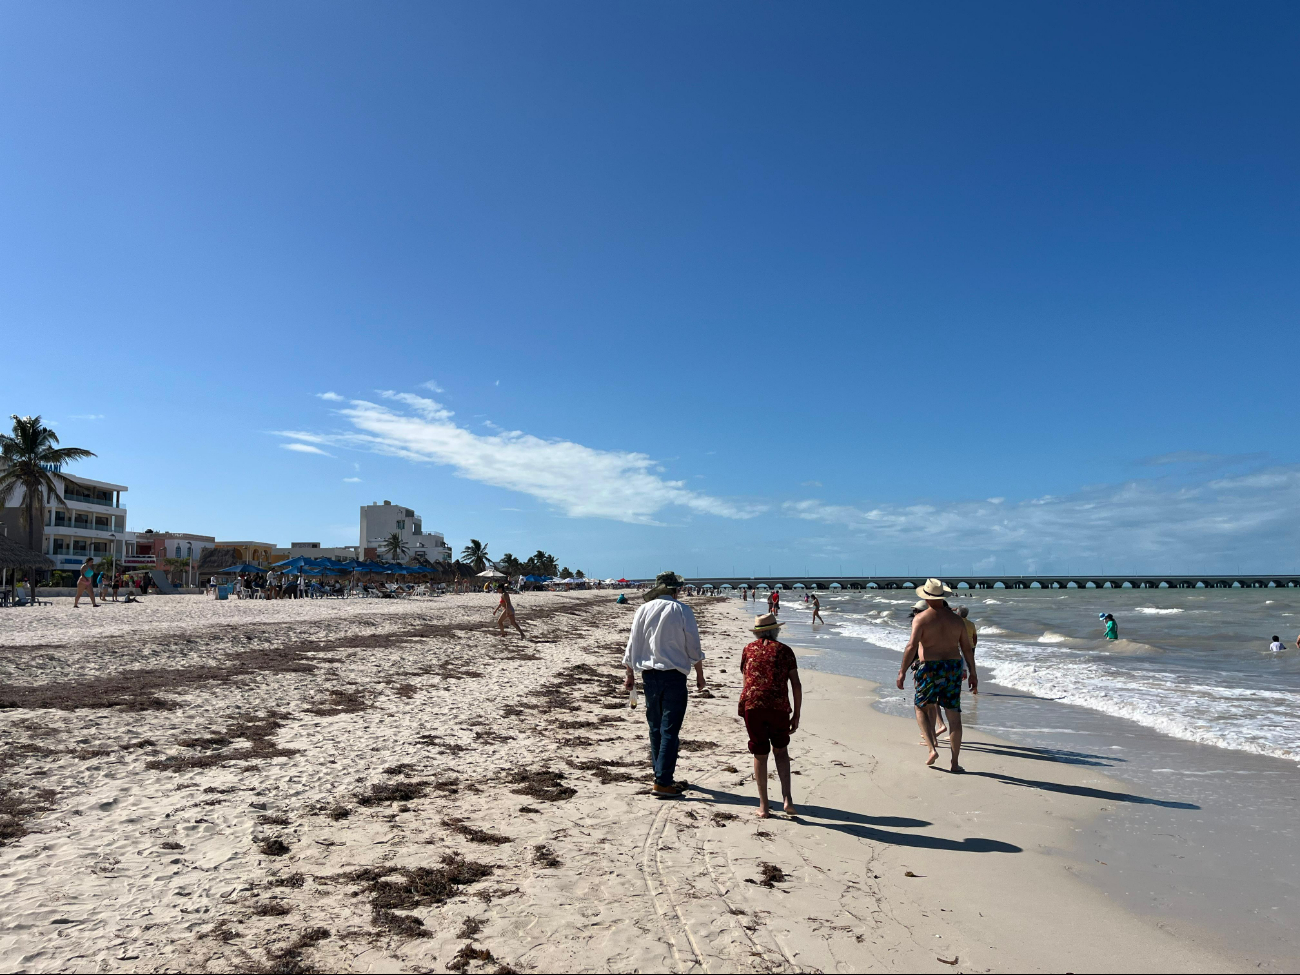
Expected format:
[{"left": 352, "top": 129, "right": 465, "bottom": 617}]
[{"left": 0, "top": 592, "right": 1250, "bottom": 972}]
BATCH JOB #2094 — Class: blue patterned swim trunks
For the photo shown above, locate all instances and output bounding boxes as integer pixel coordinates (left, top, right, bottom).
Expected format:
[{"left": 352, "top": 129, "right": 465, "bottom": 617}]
[{"left": 914, "top": 658, "right": 963, "bottom": 712}]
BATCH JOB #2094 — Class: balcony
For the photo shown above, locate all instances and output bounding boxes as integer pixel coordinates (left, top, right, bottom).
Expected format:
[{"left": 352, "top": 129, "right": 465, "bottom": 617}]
[{"left": 63, "top": 494, "right": 118, "bottom": 508}]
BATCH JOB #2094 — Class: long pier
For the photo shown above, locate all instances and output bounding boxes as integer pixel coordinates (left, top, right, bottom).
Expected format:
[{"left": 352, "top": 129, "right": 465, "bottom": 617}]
[{"left": 685, "top": 574, "right": 1300, "bottom": 590}]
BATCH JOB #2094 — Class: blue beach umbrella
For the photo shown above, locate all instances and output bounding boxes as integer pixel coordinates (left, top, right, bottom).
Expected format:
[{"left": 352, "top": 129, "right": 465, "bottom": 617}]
[{"left": 217, "top": 563, "right": 265, "bottom": 574}]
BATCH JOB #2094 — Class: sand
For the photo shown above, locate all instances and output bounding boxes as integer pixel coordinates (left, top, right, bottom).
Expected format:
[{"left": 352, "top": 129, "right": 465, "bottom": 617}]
[{"left": 0, "top": 591, "right": 1241, "bottom": 973}]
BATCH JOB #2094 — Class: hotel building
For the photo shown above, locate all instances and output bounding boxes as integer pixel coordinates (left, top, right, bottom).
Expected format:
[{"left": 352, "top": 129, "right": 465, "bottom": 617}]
[{"left": 359, "top": 500, "right": 452, "bottom": 562}]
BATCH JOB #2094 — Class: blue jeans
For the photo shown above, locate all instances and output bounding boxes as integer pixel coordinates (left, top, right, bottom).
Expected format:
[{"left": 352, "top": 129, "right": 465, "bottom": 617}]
[{"left": 642, "top": 668, "right": 688, "bottom": 787}]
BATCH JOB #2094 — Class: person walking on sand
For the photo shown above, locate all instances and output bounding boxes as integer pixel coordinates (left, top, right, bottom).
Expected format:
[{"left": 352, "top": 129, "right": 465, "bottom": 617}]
[
  {"left": 811, "top": 592, "right": 824, "bottom": 624},
  {"left": 897, "top": 579, "right": 976, "bottom": 772},
  {"left": 739, "top": 613, "right": 802, "bottom": 817},
  {"left": 493, "top": 582, "right": 525, "bottom": 637},
  {"left": 623, "top": 570, "right": 706, "bottom": 799},
  {"left": 73, "top": 557, "right": 97, "bottom": 608}
]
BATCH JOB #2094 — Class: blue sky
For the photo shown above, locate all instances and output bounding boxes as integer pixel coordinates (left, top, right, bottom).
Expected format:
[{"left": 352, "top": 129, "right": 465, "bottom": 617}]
[{"left": 3, "top": 2, "right": 1298, "bottom": 577}]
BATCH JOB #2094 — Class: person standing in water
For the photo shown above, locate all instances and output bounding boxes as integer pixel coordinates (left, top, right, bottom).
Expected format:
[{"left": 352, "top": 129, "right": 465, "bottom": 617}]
[
  {"left": 1102, "top": 613, "right": 1118, "bottom": 640},
  {"left": 1270, "top": 636, "right": 1286, "bottom": 652},
  {"left": 811, "top": 592, "right": 824, "bottom": 624},
  {"left": 897, "top": 579, "right": 975, "bottom": 772},
  {"left": 493, "top": 582, "right": 525, "bottom": 637}
]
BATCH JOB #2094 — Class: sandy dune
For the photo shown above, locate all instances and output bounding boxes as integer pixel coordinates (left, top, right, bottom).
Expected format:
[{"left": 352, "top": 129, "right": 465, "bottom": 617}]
[{"left": 0, "top": 592, "right": 1235, "bottom": 973}]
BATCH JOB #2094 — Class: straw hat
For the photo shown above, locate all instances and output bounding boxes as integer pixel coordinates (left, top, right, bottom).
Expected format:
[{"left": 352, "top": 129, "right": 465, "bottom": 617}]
[
  {"left": 915, "top": 578, "right": 953, "bottom": 601},
  {"left": 752, "top": 612, "right": 781, "bottom": 633},
  {"left": 643, "top": 569, "right": 686, "bottom": 603}
]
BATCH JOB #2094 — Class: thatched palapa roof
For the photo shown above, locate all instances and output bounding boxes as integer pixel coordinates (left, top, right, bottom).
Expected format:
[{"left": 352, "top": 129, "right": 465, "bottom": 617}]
[{"left": 0, "top": 533, "right": 56, "bottom": 571}]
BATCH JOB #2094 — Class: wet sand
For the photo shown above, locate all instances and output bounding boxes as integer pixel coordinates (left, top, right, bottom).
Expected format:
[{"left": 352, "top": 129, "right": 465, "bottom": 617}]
[{"left": 0, "top": 592, "right": 1241, "bottom": 973}]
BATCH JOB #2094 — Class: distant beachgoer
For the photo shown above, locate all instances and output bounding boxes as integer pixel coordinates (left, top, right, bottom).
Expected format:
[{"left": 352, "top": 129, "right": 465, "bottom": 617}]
[
  {"left": 494, "top": 583, "right": 525, "bottom": 637},
  {"left": 111, "top": 574, "right": 121, "bottom": 602},
  {"left": 1103, "top": 613, "right": 1118, "bottom": 640},
  {"left": 811, "top": 593, "right": 824, "bottom": 624},
  {"left": 73, "top": 558, "right": 97, "bottom": 608},
  {"left": 897, "top": 579, "right": 975, "bottom": 772},
  {"left": 1270, "top": 636, "right": 1286, "bottom": 653},
  {"left": 623, "top": 570, "right": 706, "bottom": 799},
  {"left": 739, "top": 612, "right": 801, "bottom": 817},
  {"left": 139, "top": 572, "right": 151, "bottom": 597},
  {"left": 616, "top": 592, "right": 627, "bottom": 604}
]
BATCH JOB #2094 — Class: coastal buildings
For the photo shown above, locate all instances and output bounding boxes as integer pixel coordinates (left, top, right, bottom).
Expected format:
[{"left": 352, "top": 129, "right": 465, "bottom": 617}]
[
  {"left": 0, "top": 471, "right": 130, "bottom": 573},
  {"left": 270, "top": 541, "right": 361, "bottom": 561},
  {"left": 359, "top": 500, "right": 452, "bottom": 562}
]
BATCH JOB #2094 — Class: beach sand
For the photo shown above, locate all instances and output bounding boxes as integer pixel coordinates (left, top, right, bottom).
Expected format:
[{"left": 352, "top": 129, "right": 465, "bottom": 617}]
[{"left": 0, "top": 592, "right": 1240, "bottom": 973}]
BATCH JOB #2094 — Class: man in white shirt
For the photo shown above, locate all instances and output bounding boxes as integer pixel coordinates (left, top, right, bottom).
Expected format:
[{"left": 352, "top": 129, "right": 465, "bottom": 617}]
[{"left": 623, "top": 570, "right": 707, "bottom": 798}]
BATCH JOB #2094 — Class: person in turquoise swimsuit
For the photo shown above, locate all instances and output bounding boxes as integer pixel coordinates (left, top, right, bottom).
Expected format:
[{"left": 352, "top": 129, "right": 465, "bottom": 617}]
[
  {"left": 73, "top": 558, "right": 98, "bottom": 609},
  {"left": 1102, "top": 613, "right": 1118, "bottom": 640}
]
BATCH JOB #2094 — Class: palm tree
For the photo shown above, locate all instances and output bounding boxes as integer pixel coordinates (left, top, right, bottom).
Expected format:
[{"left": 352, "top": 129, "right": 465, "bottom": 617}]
[
  {"left": 380, "top": 531, "right": 409, "bottom": 561},
  {"left": 0, "top": 415, "right": 96, "bottom": 553},
  {"left": 497, "top": 552, "right": 522, "bottom": 577},
  {"left": 460, "top": 539, "right": 490, "bottom": 572}
]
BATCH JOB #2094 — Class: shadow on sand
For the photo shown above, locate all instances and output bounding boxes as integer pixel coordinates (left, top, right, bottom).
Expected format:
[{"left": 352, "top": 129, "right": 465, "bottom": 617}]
[
  {"left": 689, "top": 786, "right": 1022, "bottom": 854},
  {"left": 967, "top": 770, "right": 1199, "bottom": 809},
  {"left": 958, "top": 740, "right": 1122, "bottom": 768}
]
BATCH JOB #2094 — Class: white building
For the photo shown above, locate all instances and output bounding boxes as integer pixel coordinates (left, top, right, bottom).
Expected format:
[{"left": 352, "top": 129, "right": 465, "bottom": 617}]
[
  {"left": 270, "top": 541, "right": 361, "bottom": 561},
  {"left": 0, "top": 471, "right": 131, "bottom": 572},
  {"left": 359, "top": 500, "right": 452, "bottom": 562}
]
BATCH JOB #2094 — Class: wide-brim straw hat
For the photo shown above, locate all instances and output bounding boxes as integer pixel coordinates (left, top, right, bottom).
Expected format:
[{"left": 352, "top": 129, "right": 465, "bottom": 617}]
[
  {"left": 915, "top": 578, "right": 953, "bottom": 601},
  {"left": 752, "top": 612, "right": 781, "bottom": 633}
]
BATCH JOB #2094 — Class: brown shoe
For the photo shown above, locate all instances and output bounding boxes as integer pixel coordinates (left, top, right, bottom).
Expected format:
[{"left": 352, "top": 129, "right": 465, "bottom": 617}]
[{"left": 652, "top": 783, "right": 683, "bottom": 799}]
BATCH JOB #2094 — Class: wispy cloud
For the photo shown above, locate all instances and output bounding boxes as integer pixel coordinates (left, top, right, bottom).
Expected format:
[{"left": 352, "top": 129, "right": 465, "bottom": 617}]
[
  {"left": 69, "top": 414, "right": 104, "bottom": 421},
  {"left": 317, "top": 392, "right": 344, "bottom": 402},
  {"left": 421, "top": 380, "right": 445, "bottom": 394},
  {"left": 343, "top": 476, "right": 362, "bottom": 482},
  {"left": 784, "top": 465, "right": 1300, "bottom": 569},
  {"left": 282, "top": 390, "right": 763, "bottom": 525},
  {"left": 282, "top": 442, "right": 332, "bottom": 457},
  {"left": 801, "top": 480, "right": 822, "bottom": 488}
]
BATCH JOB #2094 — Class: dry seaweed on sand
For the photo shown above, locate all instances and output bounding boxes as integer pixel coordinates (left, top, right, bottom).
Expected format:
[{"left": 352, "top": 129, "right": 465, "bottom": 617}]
[
  {"left": 252, "top": 900, "right": 294, "bottom": 917},
  {"left": 371, "top": 907, "right": 427, "bottom": 938},
  {"left": 458, "top": 916, "right": 484, "bottom": 938},
  {"left": 331, "top": 853, "right": 495, "bottom": 914},
  {"left": 447, "top": 943, "right": 497, "bottom": 972},
  {"left": 678, "top": 739, "right": 719, "bottom": 752},
  {"left": 257, "top": 837, "right": 292, "bottom": 857},
  {"left": 147, "top": 715, "right": 297, "bottom": 773},
  {"left": 258, "top": 813, "right": 291, "bottom": 826},
  {"left": 327, "top": 804, "right": 351, "bottom": 820},
  {"left": 160, "top": 840, "right": 184, "bottom": 850},
  {"left": 711, "top": 811, "right": 738, "bottom": 826},
  {"left": 0, "top": 645, "right": 324, "bottom": 712},
  {"left": 303, "top": 687, "right": 372, "bottom": 716},
  {"left": 270, "top": 872, "right": 305, "bottom": 888},
  {"left": 532, "top": 844, "right": 561, "bottom": 868},
  {"left": 382, "top": 762, "right": 419, "bottom": 777},
  {"left": 356, "top": 780, "right": 430, "bottom": 806},
  {"left": 567, "top": 758, "right": 639, "bottom": 784},
  {"left": 746, "top": 862, "right": 788, "bottom": 888},
  {"left": 0, "top": 782, "right": 56, "bottom": 845},
  {"left": 506, "top": 768, "right": 576, "bottom": 802},
  {"left": 258, "top": 925, "right": 331, "bottom": 973},
  {"left": 443, "top": 816, "right": 512, "bottom": 845}
]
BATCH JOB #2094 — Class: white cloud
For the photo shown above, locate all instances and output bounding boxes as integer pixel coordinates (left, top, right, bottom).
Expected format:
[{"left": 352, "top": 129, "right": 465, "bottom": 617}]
[
  {"left": 69, "top": 414, "right": 104, "bottom": 421},
  {"left": 783, "top": 466, "right": 1300, "bottom": 568},
  {"left": 801, "top": 480, "right": 822, "bottom": 488},
  {"left": 279, "top": 391, "right": 763, "bottom": 525},
  {"left": 421, "top": 380, "right": 445, "bottom": 394},
  {"left": 317, "top": 392, "right": 344, "bottom": 402},
  {"left": 282, "top": 442, "right": 332, "bottom": 457},
  {"left": 343, "top": 477, "right": 362, "bottom": 482}
]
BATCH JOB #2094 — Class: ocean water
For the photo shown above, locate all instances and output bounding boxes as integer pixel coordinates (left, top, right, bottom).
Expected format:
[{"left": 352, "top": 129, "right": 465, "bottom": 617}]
[
  {"left": 746, "top": 587, "right": 1300, "bottom": 966},
  {"left": 782, "top": 587, "right": 1300, "bottom": 764}
]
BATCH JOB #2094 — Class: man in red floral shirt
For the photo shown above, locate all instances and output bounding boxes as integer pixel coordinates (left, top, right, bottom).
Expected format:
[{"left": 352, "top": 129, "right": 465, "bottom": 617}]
[{"left": 739, "top": 612, "right": 802, "bottom": 817}]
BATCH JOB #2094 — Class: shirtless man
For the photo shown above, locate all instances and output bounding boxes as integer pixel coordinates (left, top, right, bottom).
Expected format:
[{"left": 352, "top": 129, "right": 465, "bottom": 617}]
[{"left": 897, "top": 579, "right": 976, "bottom": 772}]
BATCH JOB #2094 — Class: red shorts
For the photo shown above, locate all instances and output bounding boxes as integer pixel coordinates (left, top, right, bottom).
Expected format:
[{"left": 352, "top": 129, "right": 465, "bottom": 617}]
[{"left": 744, "top": 707, "right": 790, "bottom": 755}]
